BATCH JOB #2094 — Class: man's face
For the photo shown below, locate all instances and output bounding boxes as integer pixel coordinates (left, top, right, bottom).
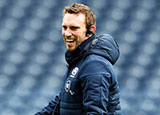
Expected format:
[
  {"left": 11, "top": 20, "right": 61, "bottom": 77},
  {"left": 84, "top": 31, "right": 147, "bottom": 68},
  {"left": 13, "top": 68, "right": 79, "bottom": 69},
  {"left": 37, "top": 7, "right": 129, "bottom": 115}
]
[{"left": 62, "top": 13, "right": 88, "bottom": 52}]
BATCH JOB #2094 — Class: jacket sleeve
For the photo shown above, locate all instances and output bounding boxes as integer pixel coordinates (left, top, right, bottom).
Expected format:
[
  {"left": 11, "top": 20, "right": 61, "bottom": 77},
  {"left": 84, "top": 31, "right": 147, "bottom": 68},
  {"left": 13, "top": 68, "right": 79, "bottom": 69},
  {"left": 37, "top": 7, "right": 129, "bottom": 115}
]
[
  {"left": 79, "top": 60, "right": 120, "bottom": 115},
  {"left": 35, "top": 93, "right": 61, "bottom": 115}
]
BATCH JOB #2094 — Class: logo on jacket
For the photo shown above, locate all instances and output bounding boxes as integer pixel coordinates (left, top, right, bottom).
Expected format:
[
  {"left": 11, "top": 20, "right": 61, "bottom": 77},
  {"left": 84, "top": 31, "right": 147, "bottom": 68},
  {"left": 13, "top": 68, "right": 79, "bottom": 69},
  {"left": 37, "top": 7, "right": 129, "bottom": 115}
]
[
  {"left": 65, "top": 80, "right": 71, "bottom": 92},
  {"left": 65, "top": 80, "right": 75, "bottom": 95},
  {"left": 64, "top": 67, "right": 79, "bottom": 95},
  {"left": 70, "top": 67, "right": 79, "bottom": 78}
]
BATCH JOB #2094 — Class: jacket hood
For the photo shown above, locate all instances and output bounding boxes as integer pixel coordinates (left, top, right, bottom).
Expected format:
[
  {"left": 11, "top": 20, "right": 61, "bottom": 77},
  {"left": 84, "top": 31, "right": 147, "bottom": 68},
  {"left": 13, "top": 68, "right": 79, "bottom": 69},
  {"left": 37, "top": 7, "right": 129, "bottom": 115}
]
[{"left": 87, "top": 34, "right": 120, "bottom": 65}]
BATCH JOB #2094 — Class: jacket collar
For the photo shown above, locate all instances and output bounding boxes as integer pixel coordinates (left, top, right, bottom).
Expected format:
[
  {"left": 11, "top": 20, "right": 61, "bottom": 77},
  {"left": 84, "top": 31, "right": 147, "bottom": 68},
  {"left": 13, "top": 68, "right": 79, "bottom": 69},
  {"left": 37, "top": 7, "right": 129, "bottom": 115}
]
[{"left": 65, "top": 35, "right": 95, "bottom": 68}]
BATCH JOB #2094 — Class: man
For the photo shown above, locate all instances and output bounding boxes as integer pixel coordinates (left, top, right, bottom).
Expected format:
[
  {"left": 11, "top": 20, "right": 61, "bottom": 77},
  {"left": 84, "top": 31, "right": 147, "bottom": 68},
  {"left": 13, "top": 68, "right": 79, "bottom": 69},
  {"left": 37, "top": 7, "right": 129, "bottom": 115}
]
[{"left": 35, "top": 3, "right": 121, "bottom": 115}]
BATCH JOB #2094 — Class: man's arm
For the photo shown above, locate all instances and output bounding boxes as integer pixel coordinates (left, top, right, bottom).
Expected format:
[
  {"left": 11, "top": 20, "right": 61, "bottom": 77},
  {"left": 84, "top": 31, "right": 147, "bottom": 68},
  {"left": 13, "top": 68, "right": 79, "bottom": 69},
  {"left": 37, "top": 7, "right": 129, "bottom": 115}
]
[
  {"left": 79, "top": 60, "right": 121, "bottom": 114},
  {"left": 35, "top": 93, "right": 61, "bottom": 115}
]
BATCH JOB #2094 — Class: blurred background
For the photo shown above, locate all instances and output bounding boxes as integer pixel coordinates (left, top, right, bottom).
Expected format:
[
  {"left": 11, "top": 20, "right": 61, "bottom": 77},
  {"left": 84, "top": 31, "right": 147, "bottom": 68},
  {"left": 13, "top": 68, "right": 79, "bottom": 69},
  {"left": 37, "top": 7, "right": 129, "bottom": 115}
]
[{"left": 0, "top": 0, "right": 160, "bottom": 115}]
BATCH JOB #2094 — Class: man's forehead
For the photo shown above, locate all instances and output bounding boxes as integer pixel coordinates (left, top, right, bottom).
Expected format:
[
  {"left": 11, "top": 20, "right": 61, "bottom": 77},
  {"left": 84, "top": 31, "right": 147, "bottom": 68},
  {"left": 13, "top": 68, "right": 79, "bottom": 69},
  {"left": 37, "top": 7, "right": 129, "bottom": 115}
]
[{"left": 62, "top": 13, "right": 86, "bottom": 24}]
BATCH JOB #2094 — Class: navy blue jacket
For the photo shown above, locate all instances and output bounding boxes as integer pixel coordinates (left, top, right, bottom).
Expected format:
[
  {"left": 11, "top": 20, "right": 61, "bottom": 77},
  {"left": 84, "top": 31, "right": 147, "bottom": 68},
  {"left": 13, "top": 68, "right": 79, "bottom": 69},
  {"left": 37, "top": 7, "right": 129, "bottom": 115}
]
[{"left": 35, "top": 34, "right": 121, "bottom": 115}]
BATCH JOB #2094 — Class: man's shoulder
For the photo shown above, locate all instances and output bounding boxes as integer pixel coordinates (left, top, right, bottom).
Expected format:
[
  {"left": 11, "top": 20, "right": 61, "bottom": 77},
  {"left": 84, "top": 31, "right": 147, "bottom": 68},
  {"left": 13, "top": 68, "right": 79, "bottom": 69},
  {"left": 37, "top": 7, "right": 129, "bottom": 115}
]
[
  {"left": 84, "top": 54, "right": 111, "bottom": 65},
  {"left": 78, "top": 54, "right": 112, "bottom": 75},
  {"left": 77, "top": 54, "right": 114, "bottom": 78}
]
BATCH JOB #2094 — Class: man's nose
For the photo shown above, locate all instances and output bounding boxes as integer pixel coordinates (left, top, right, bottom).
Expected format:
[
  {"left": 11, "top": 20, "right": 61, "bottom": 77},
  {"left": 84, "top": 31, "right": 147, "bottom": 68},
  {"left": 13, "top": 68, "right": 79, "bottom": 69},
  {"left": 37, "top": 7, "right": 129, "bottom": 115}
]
[{"left": 64, "top": 29, "right": 72, "bottom": 37}]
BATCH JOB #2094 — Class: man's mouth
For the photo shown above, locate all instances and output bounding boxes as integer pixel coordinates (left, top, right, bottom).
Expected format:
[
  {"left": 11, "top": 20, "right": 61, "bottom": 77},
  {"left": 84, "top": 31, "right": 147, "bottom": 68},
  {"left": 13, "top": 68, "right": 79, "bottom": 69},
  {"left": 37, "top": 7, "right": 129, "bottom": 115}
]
[{"left": 66, "top": 39, "right": 75, "bottom": 43}]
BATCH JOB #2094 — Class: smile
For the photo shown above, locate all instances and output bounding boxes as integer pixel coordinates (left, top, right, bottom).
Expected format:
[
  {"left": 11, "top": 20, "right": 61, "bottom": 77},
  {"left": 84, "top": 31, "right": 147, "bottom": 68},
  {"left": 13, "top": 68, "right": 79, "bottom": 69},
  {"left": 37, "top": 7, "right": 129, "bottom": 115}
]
[{"left": 66, "top": 39, "right": 75, "bottom": 43}]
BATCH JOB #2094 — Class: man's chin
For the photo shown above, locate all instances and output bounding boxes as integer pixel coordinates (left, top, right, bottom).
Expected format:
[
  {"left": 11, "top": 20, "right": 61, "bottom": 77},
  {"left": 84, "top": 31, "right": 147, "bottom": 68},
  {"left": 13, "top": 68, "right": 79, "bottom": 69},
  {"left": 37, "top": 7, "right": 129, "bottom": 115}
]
[{"left": 66, "top": 47, "right": 76, "bottom": 52}]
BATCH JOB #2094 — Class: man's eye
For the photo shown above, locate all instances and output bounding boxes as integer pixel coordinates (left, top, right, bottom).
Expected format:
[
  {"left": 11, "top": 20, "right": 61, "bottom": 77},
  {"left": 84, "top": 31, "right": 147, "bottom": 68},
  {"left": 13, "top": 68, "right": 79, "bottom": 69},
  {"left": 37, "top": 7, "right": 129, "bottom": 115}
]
[
  {"left": 70, "top": 27, "right": 78, "bottom": 30},
  {"left": 63, "top": 26, "right": 67, "bottom": 30}
]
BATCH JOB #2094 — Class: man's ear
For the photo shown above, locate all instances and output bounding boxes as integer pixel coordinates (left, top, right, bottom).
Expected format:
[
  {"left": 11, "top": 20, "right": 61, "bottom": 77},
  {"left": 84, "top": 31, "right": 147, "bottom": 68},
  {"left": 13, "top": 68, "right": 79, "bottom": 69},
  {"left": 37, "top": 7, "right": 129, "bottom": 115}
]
[
  {"left": 86, "top": 25, "right": 96, "bottom": 36},
  {"left": 90, "top": 25, "right": 96, "bottom": 33}
]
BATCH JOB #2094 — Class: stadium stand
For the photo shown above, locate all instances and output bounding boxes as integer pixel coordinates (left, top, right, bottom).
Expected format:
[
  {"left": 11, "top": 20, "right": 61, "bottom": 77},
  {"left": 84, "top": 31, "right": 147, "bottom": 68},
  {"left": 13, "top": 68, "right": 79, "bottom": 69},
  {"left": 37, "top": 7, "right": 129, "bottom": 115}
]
[{"left": 0, "top": 0, "right": 159, "bottom": 115}]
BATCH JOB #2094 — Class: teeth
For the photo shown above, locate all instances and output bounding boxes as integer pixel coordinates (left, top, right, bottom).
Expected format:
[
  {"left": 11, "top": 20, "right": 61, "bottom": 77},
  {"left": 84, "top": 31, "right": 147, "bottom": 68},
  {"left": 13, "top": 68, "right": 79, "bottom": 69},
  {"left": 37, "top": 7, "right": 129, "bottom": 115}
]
[{"left": 66, "top": 39, "right": 74, "bottom": 42}]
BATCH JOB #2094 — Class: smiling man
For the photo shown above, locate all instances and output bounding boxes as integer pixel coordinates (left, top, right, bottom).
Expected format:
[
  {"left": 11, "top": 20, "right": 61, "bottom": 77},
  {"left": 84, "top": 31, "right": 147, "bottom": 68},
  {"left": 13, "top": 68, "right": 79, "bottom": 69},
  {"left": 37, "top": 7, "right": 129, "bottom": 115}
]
[
  {"left": 62, "top": 7, "right": 96, "bottom": 52},
  {"left": 62, "top": 13, "right": 89, "bottom": 52},
  {"left": 35, "top": 3, "right": 121, "bottom": 115}
]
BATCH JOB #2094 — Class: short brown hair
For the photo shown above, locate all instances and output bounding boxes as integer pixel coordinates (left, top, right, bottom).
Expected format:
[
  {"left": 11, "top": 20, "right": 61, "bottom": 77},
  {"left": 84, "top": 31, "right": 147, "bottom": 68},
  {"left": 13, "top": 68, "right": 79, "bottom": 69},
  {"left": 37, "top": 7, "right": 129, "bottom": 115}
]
[{"left": 63, "top": 3, "right": 96, "bottom": 31}]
